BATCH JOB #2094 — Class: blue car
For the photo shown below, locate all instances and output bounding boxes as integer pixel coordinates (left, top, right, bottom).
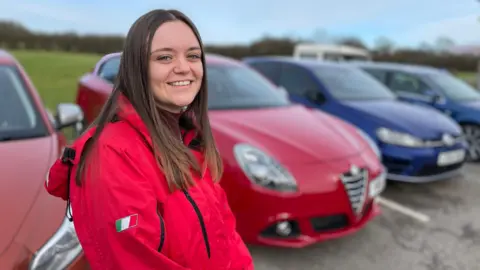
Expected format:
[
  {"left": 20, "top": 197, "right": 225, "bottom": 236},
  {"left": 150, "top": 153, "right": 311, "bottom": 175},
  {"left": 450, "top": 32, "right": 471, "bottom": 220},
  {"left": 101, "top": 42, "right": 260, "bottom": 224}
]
[
  {"left": 349, "top": 61, "right": 480, "bottom": 162},
  {"left": 243, "top": 56, "right": 468, "bottom": 183}
]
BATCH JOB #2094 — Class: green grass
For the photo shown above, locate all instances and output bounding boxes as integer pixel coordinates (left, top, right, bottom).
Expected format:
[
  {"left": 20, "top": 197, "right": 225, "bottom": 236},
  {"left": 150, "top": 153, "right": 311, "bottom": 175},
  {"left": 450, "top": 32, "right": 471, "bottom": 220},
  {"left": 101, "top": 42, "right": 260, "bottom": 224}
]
[
  {"left": 454, "top": 71, "right": 477, "bottom": 87},
  {"left": 10, "top": 50, "right": 102, "bottom": 110}
]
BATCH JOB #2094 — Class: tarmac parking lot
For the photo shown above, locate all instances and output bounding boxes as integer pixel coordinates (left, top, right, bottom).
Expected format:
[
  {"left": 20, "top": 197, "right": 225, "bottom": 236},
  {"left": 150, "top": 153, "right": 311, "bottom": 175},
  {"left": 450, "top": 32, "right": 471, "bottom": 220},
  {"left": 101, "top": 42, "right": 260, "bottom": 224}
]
[{"left": 249, "top": 163, "right": 480, "bottom": 270}]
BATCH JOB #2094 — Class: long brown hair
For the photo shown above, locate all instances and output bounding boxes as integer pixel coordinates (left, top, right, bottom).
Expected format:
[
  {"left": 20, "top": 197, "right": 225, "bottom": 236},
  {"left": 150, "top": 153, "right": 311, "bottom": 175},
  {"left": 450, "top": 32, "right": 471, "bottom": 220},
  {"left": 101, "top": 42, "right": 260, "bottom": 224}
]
[{"left": 75, "top": 9, "right": 223, "bottom": 192}]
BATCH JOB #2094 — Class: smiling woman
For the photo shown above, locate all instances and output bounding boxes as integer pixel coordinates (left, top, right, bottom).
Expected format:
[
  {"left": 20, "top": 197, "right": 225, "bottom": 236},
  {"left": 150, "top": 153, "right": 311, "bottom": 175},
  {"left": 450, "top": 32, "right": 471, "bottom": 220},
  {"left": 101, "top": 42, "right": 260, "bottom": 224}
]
[{"left": 45, "top": 8, "right": 254, "bottom": 270}]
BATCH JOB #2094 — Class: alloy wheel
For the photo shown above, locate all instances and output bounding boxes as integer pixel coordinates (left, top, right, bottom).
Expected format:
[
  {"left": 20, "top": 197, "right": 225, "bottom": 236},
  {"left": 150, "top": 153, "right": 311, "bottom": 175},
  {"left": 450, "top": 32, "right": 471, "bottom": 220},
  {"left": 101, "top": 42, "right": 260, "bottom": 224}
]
[{"left": 462, "top": 124, "right": 480, "bottom": 162}]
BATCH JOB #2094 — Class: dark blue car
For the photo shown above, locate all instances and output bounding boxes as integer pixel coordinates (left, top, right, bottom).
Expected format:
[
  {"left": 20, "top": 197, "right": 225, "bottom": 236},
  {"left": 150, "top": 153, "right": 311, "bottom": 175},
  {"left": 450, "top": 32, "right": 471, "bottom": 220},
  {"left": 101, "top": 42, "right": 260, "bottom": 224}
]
[
  {"left": 243, "top": 56, "right": 468, "bottom": 183},
  {"left": 349, "top": 61, "right": 480, "bottom": 162}
]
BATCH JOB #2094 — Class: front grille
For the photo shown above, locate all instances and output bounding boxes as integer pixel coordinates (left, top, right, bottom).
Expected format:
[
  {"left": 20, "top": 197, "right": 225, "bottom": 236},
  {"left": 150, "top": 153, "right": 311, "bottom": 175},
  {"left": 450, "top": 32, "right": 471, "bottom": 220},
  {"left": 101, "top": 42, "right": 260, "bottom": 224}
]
[
  {"left": 423, "top": 134, "right": 465, "bottom": 147},
  {"left": 414, "top": 162, "right": 463, "bottom": 176},
  {"left": 382, "top": 156, "right": 410, "bottom": 174},
  {"left": 340, "top": 167, "right": 368, "bottom": 216}
]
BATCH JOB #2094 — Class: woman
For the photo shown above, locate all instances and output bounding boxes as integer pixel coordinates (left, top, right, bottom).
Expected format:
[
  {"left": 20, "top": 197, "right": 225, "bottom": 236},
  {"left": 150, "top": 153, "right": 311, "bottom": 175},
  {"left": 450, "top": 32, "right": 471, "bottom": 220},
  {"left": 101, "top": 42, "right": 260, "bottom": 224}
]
[{"left": 45, "top": 9, "right": 254, "bottom": 270}]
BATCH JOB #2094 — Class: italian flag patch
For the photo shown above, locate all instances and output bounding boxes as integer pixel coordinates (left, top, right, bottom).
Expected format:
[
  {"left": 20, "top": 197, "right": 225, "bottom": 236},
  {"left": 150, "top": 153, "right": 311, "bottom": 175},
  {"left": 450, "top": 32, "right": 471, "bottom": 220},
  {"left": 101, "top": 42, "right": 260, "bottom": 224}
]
[{"left": 115, "top": 214, "right": 138, "bottom": 232}]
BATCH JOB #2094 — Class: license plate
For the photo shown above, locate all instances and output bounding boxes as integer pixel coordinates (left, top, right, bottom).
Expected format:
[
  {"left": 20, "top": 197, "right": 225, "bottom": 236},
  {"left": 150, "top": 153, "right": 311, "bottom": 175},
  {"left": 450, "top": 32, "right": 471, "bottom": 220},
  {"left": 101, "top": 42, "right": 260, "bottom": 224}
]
[{"left": 437, "top": 149, "right": 465, "bottom": 166}]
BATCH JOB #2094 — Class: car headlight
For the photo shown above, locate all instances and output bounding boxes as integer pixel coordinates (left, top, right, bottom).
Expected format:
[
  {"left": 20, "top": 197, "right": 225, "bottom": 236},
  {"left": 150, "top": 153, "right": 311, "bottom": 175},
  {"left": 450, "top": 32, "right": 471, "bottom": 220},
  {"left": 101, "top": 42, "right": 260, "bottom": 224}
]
[
  {"left": 234, "top": 143, "right": 297, "bottom": 192},
  {"left": 376, "top": 127, "right": 424, "bottom": 148},
  {"left": 355, "top": 128, "right": 381, "bottom": 160},
  {"left": 29, "top": 213, "right": 82, "bottom": 270}
]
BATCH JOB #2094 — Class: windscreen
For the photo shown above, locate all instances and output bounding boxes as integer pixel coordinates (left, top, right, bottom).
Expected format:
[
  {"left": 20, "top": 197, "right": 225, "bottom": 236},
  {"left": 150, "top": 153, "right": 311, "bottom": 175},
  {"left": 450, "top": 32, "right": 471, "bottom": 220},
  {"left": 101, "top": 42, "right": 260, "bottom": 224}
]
[
  {"left": 207, "top": 64, "right": 291, "bottom": 109},
  {"left": 0, "top": 65, "right": 47, "bottom": 140},
  {"left": 313, "top": 65, "right": 396, "bottom": 100},
  {"left": 426, "top": 72, "right": 480, "bottom": 102}
]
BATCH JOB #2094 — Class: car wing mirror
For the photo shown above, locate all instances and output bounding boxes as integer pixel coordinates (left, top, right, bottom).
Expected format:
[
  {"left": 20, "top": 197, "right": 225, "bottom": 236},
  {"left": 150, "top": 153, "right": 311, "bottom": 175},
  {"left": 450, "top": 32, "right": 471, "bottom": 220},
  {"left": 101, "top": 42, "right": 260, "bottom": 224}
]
[
  {"left": 55, "top": 103, "right": 84, "bottom": 130},
  {"left": 432, "top": 94, "right": 446, "bottom": 105},
  {"left": 306, "top": 89, "right": 326, "bottom": 105},
  {"left": 424, "top": 89, "right": 446, "bottom": 105}
]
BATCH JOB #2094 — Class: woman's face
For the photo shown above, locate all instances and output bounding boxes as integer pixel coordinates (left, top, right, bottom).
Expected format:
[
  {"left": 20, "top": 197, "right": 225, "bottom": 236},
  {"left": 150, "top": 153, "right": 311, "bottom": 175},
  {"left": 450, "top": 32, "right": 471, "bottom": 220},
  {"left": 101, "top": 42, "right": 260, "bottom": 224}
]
[{"left": 149, "top": 20, "right": 203, "bottom": 113}]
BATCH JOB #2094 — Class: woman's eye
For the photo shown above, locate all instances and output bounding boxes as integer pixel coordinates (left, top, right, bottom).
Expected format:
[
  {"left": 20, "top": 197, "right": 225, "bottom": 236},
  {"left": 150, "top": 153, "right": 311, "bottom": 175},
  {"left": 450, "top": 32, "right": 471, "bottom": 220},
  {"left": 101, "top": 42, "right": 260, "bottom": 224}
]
[
  {"left": 188, "top": 54, "right": 201, "bottom": 59},
  {"left": 157, "top": 55, "right": 172, "bottom": 61}
]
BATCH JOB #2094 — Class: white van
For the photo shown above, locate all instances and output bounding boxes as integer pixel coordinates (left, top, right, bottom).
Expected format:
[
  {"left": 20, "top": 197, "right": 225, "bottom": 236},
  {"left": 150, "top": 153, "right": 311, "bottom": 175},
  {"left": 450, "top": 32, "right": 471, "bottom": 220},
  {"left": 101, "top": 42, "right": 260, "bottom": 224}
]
[{"left": 293, "top": 43, "right": 371, "bottom": 62}]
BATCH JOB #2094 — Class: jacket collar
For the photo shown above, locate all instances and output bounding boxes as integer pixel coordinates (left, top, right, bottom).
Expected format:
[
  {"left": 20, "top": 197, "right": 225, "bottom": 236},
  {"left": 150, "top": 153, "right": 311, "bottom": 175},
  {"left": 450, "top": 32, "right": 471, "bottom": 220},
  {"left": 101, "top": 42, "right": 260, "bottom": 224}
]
[{"left": 116, "top": 94, "right": 198, "bottom": 148}]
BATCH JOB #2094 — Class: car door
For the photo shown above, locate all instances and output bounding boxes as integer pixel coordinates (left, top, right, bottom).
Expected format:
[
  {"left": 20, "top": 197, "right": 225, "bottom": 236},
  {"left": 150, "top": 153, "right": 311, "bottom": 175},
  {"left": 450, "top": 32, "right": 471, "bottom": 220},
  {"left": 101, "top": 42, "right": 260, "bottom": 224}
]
[{"left": 277, "top": 63, "right": 324, "bottom": 108}]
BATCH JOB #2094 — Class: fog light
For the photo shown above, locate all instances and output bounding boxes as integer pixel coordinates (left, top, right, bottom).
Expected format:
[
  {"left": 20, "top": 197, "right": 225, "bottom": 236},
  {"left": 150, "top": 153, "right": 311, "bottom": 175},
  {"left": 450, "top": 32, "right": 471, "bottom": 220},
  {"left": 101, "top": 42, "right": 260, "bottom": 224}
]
[{"left": 276, "top": 221, "right": 292, "bottom": 237}]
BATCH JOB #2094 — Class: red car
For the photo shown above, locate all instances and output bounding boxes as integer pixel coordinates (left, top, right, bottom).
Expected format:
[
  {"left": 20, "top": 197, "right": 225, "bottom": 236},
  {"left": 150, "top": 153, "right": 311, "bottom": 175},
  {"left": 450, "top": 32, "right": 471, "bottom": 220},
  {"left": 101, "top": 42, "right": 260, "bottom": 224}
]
[
  {"left": 76, "top": 52, "right": 387, "bottom": 248},
  {"left": 0, "top": 50, "right": 88, "bottom": 269}
]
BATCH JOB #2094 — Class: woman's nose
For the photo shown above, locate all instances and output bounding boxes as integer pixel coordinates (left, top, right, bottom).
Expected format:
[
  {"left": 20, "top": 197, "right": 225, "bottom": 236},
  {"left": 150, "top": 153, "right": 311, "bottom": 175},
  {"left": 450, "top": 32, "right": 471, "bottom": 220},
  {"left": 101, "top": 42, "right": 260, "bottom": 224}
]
[{"left": 173, "top": 57, "right": 190, "bottom": 73}]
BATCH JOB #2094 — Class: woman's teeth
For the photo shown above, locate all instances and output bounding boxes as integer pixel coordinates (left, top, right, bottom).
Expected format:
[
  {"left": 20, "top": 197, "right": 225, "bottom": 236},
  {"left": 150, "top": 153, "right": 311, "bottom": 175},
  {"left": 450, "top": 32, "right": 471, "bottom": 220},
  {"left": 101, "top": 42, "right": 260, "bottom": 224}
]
[{"left": 169, "top": 81, "right": 191, "bottom": 86}]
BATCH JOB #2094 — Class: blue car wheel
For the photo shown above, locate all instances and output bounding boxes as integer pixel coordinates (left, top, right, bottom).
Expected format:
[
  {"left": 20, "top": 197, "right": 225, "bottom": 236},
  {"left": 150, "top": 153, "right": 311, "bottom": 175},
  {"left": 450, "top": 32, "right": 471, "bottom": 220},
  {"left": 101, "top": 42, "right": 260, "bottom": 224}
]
[{"left": 461, "top": 124, "right": 480, "bottom": 162}]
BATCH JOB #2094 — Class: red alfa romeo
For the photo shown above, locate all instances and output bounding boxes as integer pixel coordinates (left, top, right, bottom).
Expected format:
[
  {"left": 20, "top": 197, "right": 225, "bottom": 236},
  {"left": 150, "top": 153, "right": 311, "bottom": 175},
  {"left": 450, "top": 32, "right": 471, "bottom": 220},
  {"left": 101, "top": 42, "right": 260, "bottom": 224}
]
[
  {"left": 75, "top": 52, "right": 387, "bottom": 248},
  {"left": 0, "top": 50, "right": 88, "bottom": 269}
]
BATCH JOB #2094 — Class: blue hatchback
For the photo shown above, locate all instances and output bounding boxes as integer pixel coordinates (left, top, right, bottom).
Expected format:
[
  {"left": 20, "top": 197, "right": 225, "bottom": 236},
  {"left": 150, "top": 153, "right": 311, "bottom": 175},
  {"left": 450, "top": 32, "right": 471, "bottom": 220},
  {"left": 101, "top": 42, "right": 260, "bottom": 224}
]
[
  {"left": 349, "top": 61, "right": 480, "bottom": 162},
  {"left": 243, "top": 56, "right": 468, "bottom": 183}
]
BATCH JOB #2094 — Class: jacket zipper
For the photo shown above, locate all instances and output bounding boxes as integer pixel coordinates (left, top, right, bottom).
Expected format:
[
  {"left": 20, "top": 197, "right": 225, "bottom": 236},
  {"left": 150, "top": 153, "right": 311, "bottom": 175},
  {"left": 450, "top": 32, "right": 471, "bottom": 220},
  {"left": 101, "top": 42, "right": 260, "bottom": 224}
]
[
  {"left": 156, "top": 207, "right": 166, "bottom": 253},
  {"left": 183, "top": 190, "right": 211, "bottom": 258}
]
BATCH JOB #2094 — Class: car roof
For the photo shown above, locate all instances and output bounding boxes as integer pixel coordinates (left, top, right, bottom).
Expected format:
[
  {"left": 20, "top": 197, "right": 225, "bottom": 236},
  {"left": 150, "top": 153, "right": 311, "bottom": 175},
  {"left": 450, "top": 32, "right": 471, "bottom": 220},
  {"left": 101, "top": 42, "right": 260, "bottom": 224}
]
[
  {"left": 0, "top": 49, "right": 17, "bottom": 65},
  {"left": 205, "top": 53, "right": 244, "bottom": 67},
  {"left": 244, "top": 56, "right": 444, "bottom": 75},
  {"left": 243, "top": 56, "right": 359, "bottom": 70},
  {"left": 347, "top": 60, "right": 442, "bottom": 75}
]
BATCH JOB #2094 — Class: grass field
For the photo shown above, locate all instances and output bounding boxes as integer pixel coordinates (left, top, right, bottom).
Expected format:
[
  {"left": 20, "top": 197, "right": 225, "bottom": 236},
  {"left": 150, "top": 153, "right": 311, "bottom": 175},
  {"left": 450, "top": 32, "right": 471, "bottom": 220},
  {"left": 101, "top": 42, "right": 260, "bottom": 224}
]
[
  {"left": 10, "top": 50, "right": 102, "bottom": 110},
  {"left": 455, "top": 71, "right": 477, "bottom": 86},
  {"left": 6, "top": 49, "right": 479, "bottom": 111}
]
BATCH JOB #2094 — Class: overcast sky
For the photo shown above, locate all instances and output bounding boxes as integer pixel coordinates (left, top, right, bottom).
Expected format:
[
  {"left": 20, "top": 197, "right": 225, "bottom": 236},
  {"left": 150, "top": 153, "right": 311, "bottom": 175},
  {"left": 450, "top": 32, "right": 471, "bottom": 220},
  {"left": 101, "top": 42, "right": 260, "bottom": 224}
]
[{"left": 0, "top": 0, "right": 478, "bottom": 48}]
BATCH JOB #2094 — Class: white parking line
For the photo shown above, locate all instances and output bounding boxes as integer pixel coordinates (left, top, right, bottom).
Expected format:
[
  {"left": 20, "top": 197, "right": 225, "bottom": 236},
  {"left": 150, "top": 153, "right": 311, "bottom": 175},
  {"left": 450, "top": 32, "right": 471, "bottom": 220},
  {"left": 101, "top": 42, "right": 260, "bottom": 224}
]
[{"left": 377, "top": 196, "right": 431, "bottom": 223}]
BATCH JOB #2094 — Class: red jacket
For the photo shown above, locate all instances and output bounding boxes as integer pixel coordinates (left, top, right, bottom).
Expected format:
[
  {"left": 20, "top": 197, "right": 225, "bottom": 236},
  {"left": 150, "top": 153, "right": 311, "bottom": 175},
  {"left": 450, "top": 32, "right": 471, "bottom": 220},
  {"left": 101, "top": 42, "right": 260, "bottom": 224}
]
[{"left": 45, "top": 96, "right": 254, "bottom": 270}]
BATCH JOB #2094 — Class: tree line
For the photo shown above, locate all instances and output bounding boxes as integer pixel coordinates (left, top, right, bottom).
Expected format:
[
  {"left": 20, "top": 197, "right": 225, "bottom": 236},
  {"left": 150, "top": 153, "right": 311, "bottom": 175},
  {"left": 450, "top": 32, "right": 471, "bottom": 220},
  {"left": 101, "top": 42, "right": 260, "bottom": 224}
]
[{"left": 0, "top": 20, "right": 478, "bottom": 72}]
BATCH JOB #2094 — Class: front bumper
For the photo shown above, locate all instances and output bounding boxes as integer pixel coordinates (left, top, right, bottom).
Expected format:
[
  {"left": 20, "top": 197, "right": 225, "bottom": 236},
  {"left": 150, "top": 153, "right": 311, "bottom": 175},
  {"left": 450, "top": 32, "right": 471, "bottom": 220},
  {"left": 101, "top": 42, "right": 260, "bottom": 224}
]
[
  {"left": 233, "top": 184, "right": 382, "bottom": 248},
  {"left": 228, "top": 153, "right": 385, "bottom": 248},
  {"left": 380, "top": 141, "right": 468, "bottom": 183}
]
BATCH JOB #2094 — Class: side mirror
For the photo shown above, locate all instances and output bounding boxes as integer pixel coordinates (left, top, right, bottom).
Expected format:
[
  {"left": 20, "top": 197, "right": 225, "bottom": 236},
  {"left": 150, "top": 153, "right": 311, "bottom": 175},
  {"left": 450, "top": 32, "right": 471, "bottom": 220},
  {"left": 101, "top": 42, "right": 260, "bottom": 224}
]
[
  {"left": 432, "top": 94, "right": 446, "bottom": 104},
  {"left": 55, "top": 103, "right": 84, "bottom": 130},
  {"left": 306, "top": 89, "right": 326, "bottom": 105},
  {"left": 425, "top": 90, "right": 446, "bottom": 105}
]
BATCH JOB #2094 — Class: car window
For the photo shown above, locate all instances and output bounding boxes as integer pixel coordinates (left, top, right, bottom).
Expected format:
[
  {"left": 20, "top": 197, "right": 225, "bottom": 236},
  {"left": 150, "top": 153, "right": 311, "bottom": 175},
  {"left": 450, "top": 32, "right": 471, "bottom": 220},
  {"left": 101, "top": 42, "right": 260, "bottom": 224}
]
[
  {"left": 361, "top": 68, "right": 388, "bottom": 84},
  {"left": 0, "top": 65, "right": 48, "bottom": 140},
  {"left": 247, "top": 62, "right": 281, "bottom": 85},
  {"left": 279, "top": 64, "right": 318, "bottom": 97},
  {"left": 426, "top": 72, "right": 480, "bottom": 102},
  {"left": 98, "top": 56, "right": 121, "bottom": 84},
  {"left": 388, "top": 72, "right": 430, "bottom": 95},
  {"left": 207, "top": 64, "right": 291, "bottom": 110},
  {"left": 313, "top": 65, "right": 396, "bottom": 100}
]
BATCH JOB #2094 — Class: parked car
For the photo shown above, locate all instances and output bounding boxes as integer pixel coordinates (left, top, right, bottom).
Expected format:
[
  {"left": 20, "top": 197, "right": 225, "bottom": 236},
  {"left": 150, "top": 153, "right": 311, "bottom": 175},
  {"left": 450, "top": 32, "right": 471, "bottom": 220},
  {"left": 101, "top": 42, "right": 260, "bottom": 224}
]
[
  {"left": 75, "top": 52, "right": 386, "bottom": 248},
  {"left": 244, "top": 56, "right": 468, "bottom": 183},
  {"left": 351, "top": 61, "right": 480, "bottom": 162},
  {"left": 0, "top": 50, "right": 87, "bottom": 269}
]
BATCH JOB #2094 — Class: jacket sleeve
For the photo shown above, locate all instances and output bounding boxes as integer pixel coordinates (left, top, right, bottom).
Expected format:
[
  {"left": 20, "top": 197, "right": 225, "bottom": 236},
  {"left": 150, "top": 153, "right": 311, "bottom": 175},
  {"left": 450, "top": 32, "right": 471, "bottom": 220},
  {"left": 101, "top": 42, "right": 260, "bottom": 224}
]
[
  {"left": 45, "top": 157, "right": 69, "bottom": 200},
  {"left": 84, "top": 143, "right": 190, "bottom": 270}
]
